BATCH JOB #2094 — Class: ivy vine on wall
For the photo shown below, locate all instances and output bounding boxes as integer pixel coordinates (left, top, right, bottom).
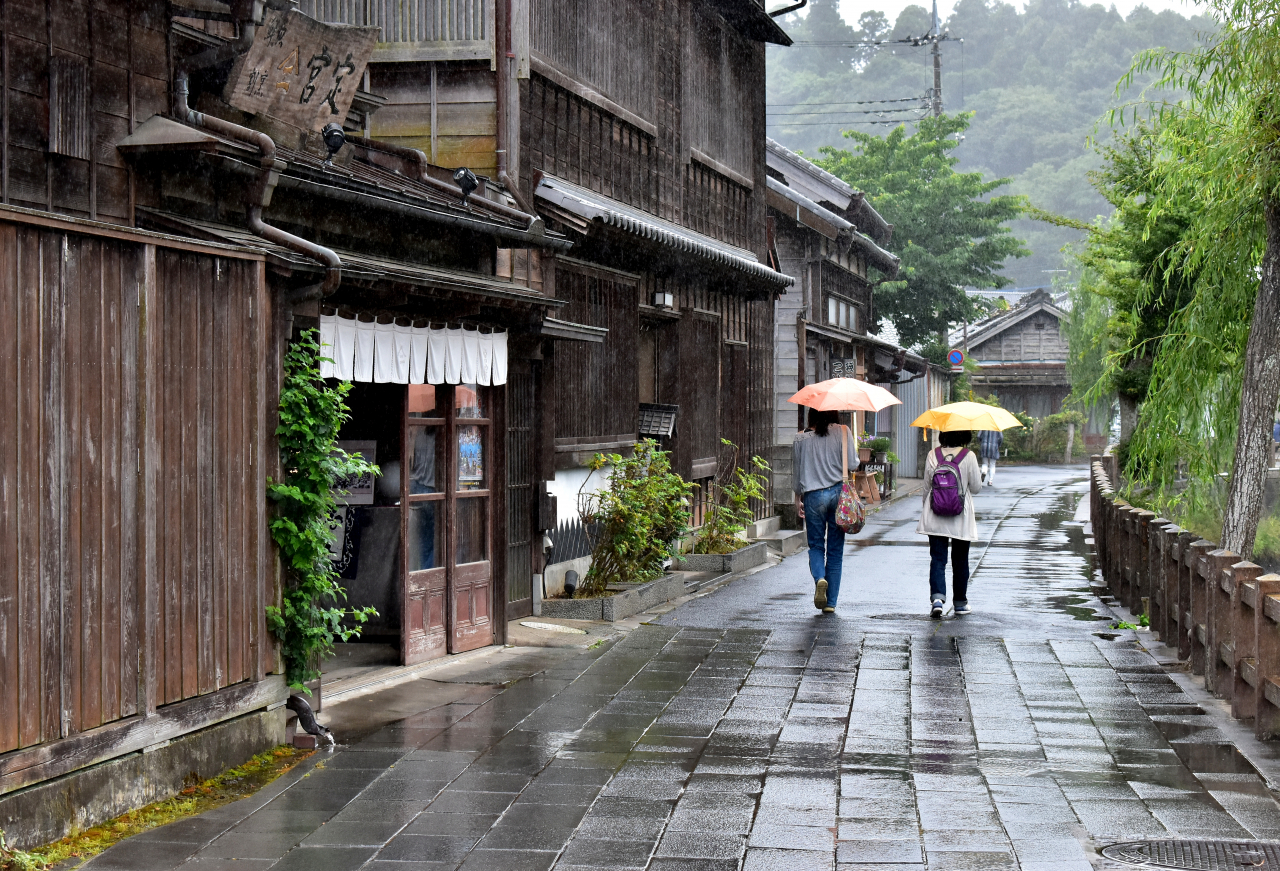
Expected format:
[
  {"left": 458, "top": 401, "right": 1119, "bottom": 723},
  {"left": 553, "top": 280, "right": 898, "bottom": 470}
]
[{"left": 266, "top": 329, "right": 378, "bottom": 690}]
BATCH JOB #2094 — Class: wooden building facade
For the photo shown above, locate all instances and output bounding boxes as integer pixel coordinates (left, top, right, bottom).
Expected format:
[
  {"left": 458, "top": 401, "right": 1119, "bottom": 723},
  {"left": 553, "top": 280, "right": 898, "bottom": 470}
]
[
  {"left": 0, "top": 0, "right": 794, "bottom": 844},
  {"left": 954, "top": 288, "right": 1072, "bottom": 419},
  {"left": 763, "top": 138, "right": 935, "bottom": 508}
]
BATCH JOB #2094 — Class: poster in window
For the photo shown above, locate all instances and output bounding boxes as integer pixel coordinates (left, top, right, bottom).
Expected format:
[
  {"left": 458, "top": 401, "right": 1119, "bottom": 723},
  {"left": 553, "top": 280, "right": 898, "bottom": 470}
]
[{"left": 457, "top": 427, "right": 484, "bottom": 490}]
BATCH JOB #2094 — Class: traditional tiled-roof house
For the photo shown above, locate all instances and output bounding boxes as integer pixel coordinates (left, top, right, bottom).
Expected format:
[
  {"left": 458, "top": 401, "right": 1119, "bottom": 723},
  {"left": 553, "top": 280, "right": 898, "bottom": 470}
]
[
  {"left": 952, "top": 288, "right": 1070, "bottom": 418},
  {"left": 0, "top": 0, "right": 793, "bottom": 847},
  {"left": 763, "top": 138, "right": 944, "bottom": 508}
]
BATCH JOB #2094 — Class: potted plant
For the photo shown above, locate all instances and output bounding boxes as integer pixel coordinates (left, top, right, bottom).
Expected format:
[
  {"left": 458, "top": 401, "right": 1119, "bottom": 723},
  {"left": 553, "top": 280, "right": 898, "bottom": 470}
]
[
  {"left": 681, "top": 440, "right": 773, "bottom": 574},
  {"left": 857, "top": 431, "right": 874, "bottom": 464},
  {"left": 868, "top": 436, "right": 892, "bottom": 463}
]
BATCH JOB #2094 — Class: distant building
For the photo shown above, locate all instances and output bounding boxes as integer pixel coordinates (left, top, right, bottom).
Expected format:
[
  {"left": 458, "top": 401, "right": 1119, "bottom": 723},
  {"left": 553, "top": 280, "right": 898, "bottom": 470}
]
[
  {"left": 952, "top": 288, "right": 1070, "bottom": 418},
  {"left": 764, "top": 139, "right": 946, "bottom": 508}
]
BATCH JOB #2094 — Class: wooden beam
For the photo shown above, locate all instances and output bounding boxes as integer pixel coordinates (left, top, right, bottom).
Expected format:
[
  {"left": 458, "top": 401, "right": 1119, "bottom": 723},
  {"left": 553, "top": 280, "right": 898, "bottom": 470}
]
[{"left": 0, "top": 676, "right": 287, "bottom": 795}]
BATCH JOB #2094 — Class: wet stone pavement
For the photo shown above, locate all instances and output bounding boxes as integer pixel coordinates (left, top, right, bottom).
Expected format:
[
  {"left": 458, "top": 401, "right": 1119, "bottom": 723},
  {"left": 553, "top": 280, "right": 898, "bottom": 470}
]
[{"left": 84, "top": 466, "right": 1280, "bottom": 871}]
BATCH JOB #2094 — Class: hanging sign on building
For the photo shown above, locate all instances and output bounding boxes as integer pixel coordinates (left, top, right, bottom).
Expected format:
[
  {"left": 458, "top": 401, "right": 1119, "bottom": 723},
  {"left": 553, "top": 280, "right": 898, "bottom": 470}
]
[
  {"left": 831, "top": 358, "right": 859, "bottom": 379},
  {"left": 226, "top": 9, "right": 379, "bottom": 132}
]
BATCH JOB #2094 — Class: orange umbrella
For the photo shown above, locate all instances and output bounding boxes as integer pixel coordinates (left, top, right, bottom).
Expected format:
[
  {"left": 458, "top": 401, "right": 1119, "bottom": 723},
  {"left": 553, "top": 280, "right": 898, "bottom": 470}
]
[{"left": 787, "top": 377, "right": 903, "bottom": 412}]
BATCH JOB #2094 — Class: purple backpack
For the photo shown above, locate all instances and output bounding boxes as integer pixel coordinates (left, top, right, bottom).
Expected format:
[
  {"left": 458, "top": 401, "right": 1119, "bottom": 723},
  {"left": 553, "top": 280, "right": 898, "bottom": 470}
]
[{"left": 930, "top": 447, "right": 969, "bottom": 517}]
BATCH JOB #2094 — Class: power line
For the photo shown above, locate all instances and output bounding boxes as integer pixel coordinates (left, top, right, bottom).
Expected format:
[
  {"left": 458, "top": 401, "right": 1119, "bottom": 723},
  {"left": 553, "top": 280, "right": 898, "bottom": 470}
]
[
  {"left": 767, "top": 107, "right": 924, "bottom": 117},
  {"left": 767, "top": 97, "right": 922, "bottom": 106},
  {"left": 767, "top": 117, "right": 929, "bottom": 127}
]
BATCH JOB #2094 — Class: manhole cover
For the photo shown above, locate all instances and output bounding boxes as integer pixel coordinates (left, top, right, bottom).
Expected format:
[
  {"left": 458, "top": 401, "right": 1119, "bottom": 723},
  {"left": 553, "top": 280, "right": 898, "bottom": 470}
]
[
  {"left": 1102, "top": 840, "right": 1280, "bottom": 868},
  {"left": 518, "top": 620, "right": 586, "bottom": 635}
]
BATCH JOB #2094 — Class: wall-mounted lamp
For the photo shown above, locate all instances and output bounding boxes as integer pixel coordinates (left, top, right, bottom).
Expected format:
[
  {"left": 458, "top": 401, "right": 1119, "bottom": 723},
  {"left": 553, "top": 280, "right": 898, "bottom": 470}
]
[
  {"left": 321, "top": 123, "right": 346, "bottom": 166},
  {"left": 453, "top": 167, "right": 479, "bottom": 205},
  {"left": 652, "top": 291, "right": 674, "bottom": 309}
]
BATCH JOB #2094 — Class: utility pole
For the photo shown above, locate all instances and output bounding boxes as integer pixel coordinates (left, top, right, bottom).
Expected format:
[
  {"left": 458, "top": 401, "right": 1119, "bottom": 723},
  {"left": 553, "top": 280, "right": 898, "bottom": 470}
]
[{"left": 931, "top": 0, "right": 943, "bottom": 116}]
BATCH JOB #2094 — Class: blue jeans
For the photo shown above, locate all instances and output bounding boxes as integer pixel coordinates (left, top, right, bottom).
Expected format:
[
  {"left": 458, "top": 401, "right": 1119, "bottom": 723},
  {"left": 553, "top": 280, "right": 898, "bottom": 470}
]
[
  {"left": 803, "top": 484, "right": 845, "bottom": 606},
  {"left": 929, "top": 536, "right": 970, "bottom": 606}
]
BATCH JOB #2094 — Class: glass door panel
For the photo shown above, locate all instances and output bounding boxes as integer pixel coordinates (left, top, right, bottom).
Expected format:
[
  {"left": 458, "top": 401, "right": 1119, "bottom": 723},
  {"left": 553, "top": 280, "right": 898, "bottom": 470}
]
[
  {"left": 450, "top": 406, "right": 491, "bottom": 653},
  {"left": 403, "top": 420, "right": 447, "bottom": 664},
  {"left": 456, "top": 496, "right": 488, "bottom": 565},
  {"left": 401, "top": 385, "right": 495, "bottom": 663}
]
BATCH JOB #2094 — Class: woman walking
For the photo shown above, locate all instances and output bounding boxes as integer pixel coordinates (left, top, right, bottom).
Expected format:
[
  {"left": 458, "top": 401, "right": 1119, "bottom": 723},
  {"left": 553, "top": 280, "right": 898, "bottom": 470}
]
[
  {"left": 917, "top": 429, "right": 983, "bottom": 618},
  {"left": 793, "top": 408, "right": 859, "bottom": 614}
]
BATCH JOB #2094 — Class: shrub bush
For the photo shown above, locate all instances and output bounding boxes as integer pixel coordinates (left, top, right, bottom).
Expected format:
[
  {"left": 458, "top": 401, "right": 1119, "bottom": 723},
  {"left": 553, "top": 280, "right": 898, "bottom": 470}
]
[{"left": 577, "top": 440, "right": 693, "bottom": 596}]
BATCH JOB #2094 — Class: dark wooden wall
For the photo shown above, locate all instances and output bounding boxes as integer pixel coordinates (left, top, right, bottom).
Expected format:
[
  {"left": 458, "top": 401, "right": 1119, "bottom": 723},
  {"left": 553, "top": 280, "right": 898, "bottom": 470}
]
[
  {"left": 521, "top": 75, "right": 658, "bottom": 216},
  {"left": 523, "top": 0, "right": 776, "bottom": 518},
  {"left": 683, "top": 1, "right": 756, "bottom": 182},
  {"left": 521, "top": 0, "right": 767, "bottom": 259},
  {"left": 0, "top": 0, "right": 167, "bottom": 223},
  {"left": 0, "top": 210, "right": 273, "bottom": 783},
  {"left": 551, "top": 262, "right": 639, "bottom": 450},
  {"left": 529, "top": 0, "right": 655, "bottom": 122}
]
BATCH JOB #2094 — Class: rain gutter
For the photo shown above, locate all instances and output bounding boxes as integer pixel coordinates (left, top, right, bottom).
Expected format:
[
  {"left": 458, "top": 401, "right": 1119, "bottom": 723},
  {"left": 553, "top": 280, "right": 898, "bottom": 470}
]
[
  {"left": 172, "top": 69, "right": 341, "bottom": 319},
  {"left": 345, "top": 134, "right": 544, "bottom": 233}
]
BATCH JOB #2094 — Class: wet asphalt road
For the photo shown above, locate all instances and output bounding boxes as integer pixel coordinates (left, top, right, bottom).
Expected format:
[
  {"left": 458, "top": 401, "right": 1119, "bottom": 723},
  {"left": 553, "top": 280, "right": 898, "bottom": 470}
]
[{"left": 82, "top": 465, "right": 1280, "bottom": 871}]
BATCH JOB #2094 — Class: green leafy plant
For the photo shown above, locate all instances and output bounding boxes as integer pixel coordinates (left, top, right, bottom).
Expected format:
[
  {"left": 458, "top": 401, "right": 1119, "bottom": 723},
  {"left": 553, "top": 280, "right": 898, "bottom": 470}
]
[
  {"left": 266, "top": 330, "right": 378, "bottom": 690},
  {"left": 1112, "top": 620, "right": 1140, "bottom": 630},
  {"left": 0, "top": 831, "right": 47, "bottom": 871},
  {"left": 695, "top": 440, "right": 771, "bottom": 555},
  {"left": 867, "top": 437, "right": 892, "bottom": 453},
  {"left": 815, "top": 114, "right": 1028, "bottom": 349},
  {"left": 1139, "top": 613, "right": 1150, "bottom": 628},
  {"left": 885, "top": 450, "right": 901, "bottom": 465},
  {"left": 578, "top": 440, "right": 693, "bottom": 596}
]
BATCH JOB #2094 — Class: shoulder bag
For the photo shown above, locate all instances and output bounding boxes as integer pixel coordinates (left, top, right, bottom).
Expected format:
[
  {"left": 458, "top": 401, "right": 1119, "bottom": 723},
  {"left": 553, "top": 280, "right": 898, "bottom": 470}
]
[{"left": 834, "top": 425, "right": 866, "bottom": 534}]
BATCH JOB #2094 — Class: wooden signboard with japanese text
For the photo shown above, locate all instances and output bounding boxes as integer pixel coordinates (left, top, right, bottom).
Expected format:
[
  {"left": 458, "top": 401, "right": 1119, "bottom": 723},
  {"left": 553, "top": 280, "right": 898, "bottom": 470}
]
[{"left": 226, "top": 9, "right": 379, "bottom": 132}]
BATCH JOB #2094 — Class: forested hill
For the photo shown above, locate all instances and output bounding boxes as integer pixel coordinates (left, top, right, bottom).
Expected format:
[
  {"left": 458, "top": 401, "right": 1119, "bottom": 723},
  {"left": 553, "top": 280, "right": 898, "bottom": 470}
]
[{"left": 766, "top": 0, "right": 1211, "bottom": 289}]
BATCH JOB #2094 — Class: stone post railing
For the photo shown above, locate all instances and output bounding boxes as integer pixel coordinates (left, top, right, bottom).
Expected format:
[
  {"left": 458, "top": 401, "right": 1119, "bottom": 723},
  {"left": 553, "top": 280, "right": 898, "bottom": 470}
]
[{"left": 1090, "top": 455, "right": 1280, "bottom": 739}]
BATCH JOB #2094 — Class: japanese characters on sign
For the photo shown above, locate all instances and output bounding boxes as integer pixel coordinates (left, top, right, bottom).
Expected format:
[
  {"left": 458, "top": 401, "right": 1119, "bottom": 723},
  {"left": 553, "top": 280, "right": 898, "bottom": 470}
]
[{"left": 226, "top": 9, "right": 379, "bottom": 132}]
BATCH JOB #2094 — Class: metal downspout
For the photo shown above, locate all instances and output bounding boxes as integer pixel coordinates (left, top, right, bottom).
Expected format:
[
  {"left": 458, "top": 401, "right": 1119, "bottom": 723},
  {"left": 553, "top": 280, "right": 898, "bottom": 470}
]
[
  {"left": 494, "top": 0, "right": 539, "bottom": 220},
  {"left": 172, "top": 70, "right": 341, "bottom": 320}
]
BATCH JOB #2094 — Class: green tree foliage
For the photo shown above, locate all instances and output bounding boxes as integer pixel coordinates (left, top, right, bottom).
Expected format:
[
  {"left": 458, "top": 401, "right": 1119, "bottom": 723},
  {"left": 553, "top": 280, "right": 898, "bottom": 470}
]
[
  {"left": 815, "top": 114, "right": 1028, "bottom": 350},
  {"left": 1111, "top": 0, "right": 1280, "bottom": 556},
  {"left": 266, "top": 331, "right": 378, "bottom": 689},
  {"left": 768, "top": 0, "right": 1209, "bottom": 287},
  {"left": 1063, "top": 123, "right": 1197, "bottom": 453},
  {"left": 577, "top": 441, "right": 693, "bottom": 596},
  {"left": 1063, "top": 267, "right": 1113, "bottom": 421}
]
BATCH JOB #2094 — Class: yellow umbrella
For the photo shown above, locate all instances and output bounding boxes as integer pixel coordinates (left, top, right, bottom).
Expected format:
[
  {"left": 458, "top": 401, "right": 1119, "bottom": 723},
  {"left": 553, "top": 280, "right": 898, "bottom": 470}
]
[
  {"left": 911, "top": 401, "right": 1023, "bottom": 432},
  {"left": 787, "top": 377, "right": 902, "bottom": 412}
]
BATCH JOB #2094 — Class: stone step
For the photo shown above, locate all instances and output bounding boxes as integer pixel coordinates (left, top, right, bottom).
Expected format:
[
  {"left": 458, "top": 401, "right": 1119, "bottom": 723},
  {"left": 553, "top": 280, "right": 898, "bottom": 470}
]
[
  {"left": 747, "top": 516, "right": 781, "bottom": 538},
  {"left": 756, "top": 528, "right": 806, "bottom": 557}
]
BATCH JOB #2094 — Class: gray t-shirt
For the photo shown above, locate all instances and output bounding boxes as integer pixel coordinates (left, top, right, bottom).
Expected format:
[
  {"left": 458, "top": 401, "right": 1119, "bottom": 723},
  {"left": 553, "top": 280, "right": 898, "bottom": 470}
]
[{"left": 792, "top": 425, "right": 860, "bottom": 495}]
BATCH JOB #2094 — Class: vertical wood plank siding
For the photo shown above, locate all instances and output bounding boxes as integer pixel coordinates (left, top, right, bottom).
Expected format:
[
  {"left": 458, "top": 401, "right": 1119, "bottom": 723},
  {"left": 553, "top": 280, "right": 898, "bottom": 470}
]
[
  {"left": 296, "top": 0, "right": 490, "bottom": 43},
  {"left": 0, "top": 217, "right": 268, "bottom": 755},
  {"left": 521, "top": 76, "right": 658, "bottom": 216},
  {"left": 552, "top": 267, "right": 639, "bottom": 443},
  {"left": 529, "top": 0, "right": 655, "bottom": 123},
  {"left": 683, "top": 3, "right": 755, "bottom": 185}
]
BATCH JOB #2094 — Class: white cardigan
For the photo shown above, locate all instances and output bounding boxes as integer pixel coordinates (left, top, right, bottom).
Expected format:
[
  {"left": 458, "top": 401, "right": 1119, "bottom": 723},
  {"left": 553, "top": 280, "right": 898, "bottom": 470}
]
[{"left": 916, "top": 447, "right": 984, "bottom": 541}]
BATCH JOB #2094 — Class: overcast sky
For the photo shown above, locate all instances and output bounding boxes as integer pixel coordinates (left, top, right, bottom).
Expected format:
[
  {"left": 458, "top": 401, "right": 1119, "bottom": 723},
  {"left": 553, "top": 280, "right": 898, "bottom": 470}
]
[{"left": 831, "top": 0, "right": 1201, "bottom": 27}]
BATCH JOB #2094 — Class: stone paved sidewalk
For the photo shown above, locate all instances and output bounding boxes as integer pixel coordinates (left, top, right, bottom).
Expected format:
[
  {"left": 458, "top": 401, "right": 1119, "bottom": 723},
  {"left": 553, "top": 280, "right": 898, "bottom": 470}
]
[{"left": 81, "top": 466, "right": 1280, "bottom": 871}]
